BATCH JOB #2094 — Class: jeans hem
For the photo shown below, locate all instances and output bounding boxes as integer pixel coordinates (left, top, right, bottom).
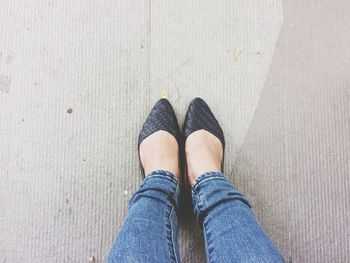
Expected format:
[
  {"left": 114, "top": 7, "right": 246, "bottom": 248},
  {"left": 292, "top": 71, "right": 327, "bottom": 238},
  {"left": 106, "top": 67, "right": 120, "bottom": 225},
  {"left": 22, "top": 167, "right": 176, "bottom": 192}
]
[
  {"left": 144, "top": 169, "right": 179, "bottom": 185},
  {"left": 192, "top": 171, "right": 226, "bottom": 190}
]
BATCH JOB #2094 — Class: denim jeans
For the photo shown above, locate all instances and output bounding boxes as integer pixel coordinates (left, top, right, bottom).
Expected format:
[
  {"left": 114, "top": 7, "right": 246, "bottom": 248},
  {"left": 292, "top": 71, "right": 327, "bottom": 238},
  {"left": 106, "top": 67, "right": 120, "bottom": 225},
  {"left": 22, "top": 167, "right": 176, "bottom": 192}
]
[{"left": 108, "top": 170, "right": 285, "bottom": 263}]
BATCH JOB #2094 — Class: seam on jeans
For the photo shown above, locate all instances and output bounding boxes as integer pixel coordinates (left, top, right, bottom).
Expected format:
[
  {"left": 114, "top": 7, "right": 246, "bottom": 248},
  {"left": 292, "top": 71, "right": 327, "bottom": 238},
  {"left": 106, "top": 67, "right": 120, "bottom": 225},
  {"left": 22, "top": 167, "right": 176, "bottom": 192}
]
[
  {"left": 169, "top": 206, "right": 180, "bottom": 263},
  {"left": 203, "top": 219, "right": 215, "bottom": 263},
  {"left": 192, "top": 187, "right": 207, "bottom": 225},
  {"left": 166, "top": 205, "right": 179, "bottom": 263},
  {"left": 170, "top": 182, "right": 179, "bottom": 213},
  {"left": 165, "top": 183, "right": 179, "bottom": 263},
  {"left": 191, "top": 188, "right": 201, "bottom": 216}
]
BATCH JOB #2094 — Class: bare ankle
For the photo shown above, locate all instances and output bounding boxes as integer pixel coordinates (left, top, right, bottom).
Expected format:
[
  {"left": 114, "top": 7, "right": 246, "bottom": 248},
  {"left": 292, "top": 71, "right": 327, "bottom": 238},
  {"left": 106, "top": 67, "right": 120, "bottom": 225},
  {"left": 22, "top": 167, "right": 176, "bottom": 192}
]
[
  {"left": 139, "top": 131, "right": 180, "bottom": 178},
  {"left": 185, "top": 130, "right": 223, "bottom": 186}
]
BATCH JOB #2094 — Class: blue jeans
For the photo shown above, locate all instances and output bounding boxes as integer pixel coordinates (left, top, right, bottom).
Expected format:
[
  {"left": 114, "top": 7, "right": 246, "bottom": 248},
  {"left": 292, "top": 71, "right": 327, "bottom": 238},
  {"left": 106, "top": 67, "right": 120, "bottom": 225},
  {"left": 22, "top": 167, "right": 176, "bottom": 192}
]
[{"left": 108, "top": 170, "right": 285, "bottom": 263}]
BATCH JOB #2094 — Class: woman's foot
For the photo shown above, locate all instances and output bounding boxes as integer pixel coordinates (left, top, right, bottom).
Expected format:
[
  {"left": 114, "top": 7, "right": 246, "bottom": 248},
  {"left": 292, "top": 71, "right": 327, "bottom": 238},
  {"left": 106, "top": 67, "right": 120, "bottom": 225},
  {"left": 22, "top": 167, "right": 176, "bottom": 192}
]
[
  {"left": 138, "top": 98, "right": 181, "bottom": 178},
  {"left": 139, "top": 130, "right": 180, "bottom": 178},
  {"left": 185, "top": 129, "right": 223, "bottom": 186},
  {"left": 182, "top": 98, "right": 225, "bottom": 187}
]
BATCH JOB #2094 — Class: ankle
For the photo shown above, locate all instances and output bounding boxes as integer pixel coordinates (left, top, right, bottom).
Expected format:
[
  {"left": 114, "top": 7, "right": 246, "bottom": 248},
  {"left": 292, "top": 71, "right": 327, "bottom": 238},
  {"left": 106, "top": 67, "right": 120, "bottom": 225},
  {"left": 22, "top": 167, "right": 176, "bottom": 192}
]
[
  {"left": 139, "top": 131, "right": 180, "bottom": 178},
  {"left": 185, "top": 130, "right": 223, "bottom": 186}
]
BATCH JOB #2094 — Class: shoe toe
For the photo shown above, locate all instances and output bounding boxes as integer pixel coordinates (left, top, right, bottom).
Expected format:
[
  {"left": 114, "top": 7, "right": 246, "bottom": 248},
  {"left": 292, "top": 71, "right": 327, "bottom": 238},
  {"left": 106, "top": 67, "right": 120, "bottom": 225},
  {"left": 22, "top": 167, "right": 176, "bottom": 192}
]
[
  {"left": 138, "top": 98, "right": 180, "bottom": 147},
  {"left": 183, "top": 97, "right": 225, "bottom": 148}
]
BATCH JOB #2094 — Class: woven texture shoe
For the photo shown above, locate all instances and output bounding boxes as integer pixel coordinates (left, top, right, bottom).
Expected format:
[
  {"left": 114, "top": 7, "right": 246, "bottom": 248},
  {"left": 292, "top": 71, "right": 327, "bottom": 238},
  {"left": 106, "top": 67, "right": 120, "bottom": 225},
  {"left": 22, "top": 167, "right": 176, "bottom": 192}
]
[
  {"left": 138, "top": 98, "right": 181, "bottom": 177},
  {"left": 183, "top": 97, "right": 225, "bottom": 173}
]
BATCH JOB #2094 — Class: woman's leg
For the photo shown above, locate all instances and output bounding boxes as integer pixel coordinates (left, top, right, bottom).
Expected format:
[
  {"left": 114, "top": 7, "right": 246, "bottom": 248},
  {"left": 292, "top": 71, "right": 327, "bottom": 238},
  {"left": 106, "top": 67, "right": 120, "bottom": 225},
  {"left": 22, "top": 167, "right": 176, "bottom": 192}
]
[
  {"left": 183, "top": 98, "right": 284, "bottom": 262},
  {"left": 108, "top": 170, "right": 181, "bottom": 263},
  {"left": 191, "top": 172, "right": 285, "bottom": 263},
  {"left": 108, "top": 98, "right": 181, "bottom": 262},
  {"left": 185, "top": 129, "right": 285, "bottom": 263}
]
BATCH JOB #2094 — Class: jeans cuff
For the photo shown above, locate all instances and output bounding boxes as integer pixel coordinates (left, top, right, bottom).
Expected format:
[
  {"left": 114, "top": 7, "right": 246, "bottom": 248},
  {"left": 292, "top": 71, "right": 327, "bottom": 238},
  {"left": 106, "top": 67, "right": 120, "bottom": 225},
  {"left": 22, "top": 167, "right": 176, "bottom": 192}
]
[
  {"left": 130, "top": 169, "right": 180, "bottom": 209},
  {"left": 192, "top": 171, "right": 226, "bottom": 190},
  {"left": 144, "top": 170, "right": 179, "bottom": 185}
]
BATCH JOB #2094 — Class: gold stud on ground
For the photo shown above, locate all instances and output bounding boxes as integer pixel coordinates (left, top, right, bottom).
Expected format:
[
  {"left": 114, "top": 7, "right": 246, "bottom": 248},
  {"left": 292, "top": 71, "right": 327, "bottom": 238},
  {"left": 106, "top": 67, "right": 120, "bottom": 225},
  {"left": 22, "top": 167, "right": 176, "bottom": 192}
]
[{"left": 160, "top": 91, "right": 168, "bottom": 99}]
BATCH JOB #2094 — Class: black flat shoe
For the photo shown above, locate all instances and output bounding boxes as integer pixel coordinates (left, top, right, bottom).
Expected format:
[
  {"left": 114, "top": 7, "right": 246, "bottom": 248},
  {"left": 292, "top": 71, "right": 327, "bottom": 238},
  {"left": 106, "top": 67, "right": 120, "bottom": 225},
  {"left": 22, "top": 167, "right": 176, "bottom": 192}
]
[
  {"left": 183, "top": 97, "right": 225, "bottom": 185},
  {"left": 138, "top": 98, "right": 181, "bottom": 178}
]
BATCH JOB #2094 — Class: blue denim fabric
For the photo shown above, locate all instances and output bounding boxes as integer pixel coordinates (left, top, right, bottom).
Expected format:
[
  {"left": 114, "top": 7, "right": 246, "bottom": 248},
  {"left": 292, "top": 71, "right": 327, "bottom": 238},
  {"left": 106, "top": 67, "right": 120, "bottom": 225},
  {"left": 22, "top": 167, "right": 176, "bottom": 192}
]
[
  {"left": 108, "top": 170, "right": 181, "bottom": 263},
  {"left": 108, "top": 170, "right": 285, "bottom": 263},
  {"left": 192, "top": 172, "right": 285, "bottom": 263}
]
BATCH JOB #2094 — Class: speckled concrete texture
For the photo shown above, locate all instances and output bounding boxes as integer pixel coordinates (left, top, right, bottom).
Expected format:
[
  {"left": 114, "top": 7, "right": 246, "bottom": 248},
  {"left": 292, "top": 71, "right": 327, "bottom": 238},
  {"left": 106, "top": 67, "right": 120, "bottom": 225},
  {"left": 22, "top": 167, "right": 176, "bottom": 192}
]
[{"left": 1, "top": 0, "right": 349, "bottom": 262}]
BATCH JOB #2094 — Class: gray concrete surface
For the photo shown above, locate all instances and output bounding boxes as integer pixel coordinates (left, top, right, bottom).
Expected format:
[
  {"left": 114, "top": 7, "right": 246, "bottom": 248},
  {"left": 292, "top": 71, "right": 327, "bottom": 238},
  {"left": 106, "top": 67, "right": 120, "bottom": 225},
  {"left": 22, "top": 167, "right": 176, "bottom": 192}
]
[
  {"left": 0, "top": 0, "right": 349, "bottom": 262},
  {"left": 234, "top": 1, "right": 350, "bottom": 262}
]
